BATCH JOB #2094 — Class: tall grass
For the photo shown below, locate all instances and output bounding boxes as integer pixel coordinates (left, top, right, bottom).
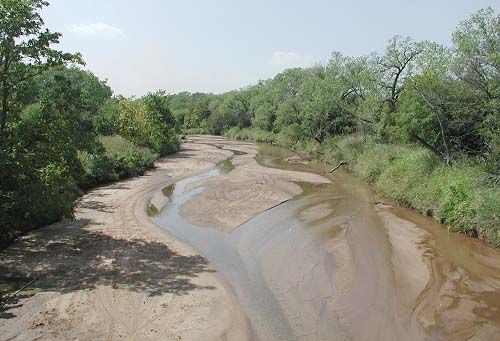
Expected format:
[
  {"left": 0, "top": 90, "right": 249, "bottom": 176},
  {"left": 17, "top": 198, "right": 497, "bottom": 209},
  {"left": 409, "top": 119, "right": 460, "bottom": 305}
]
[
  {"left": 225, "top": 127, "right": 320, "bottom": 153},
  {"left": 225, "top": 127, "right": 277, "bottom": 143}
]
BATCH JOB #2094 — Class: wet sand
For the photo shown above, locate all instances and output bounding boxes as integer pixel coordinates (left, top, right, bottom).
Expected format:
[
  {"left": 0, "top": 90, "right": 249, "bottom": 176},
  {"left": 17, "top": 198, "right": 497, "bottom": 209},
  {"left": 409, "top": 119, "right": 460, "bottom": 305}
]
[{"left": 152, "top": 136, "right": 500, "bottom": 340}]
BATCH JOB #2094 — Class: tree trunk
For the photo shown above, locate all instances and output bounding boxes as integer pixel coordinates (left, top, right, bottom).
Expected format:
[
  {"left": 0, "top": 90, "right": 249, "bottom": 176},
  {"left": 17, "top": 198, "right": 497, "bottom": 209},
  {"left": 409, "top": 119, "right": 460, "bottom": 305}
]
[{"left": 0, "top": 54, "right": 9, "bottom": 145}]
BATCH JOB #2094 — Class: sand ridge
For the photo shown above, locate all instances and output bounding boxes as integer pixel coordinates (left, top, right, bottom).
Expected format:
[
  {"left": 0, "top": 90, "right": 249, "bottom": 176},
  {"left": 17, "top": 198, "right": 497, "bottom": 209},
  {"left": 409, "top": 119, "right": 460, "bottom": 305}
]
[{"left": 180, "top": 136, "right": 331, "bottom": 232}]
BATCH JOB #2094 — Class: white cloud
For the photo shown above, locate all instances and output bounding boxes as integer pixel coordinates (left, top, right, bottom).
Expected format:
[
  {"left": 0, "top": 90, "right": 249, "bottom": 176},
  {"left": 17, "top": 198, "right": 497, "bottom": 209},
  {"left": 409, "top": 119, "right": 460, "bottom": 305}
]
[
  {"left": 69, "top": 22, "right": 126, "bottom": 38},
  {"left": 270, "top": 51, "right": 315, "bottom": 68}
]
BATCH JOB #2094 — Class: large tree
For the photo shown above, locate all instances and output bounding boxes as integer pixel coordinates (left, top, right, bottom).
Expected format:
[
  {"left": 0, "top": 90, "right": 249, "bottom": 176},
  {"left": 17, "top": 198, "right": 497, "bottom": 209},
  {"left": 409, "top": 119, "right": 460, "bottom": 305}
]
[
  {"left": 378, "top": 35, "right": 422, "bottom": 113},
  {"left": 0, "top": 0, "right": 81, "bottom": 144},
  {"left": 452, "top": 7, "right": 499, "bottom": 100}
]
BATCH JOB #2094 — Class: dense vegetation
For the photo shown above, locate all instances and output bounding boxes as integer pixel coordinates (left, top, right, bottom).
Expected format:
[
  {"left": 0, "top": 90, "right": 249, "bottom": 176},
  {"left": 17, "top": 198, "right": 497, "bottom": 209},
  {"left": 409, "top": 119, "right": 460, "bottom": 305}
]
[
  {"left": 171, "top": 8, "right": 500, "bottom": 246},
  {"left": 0, "top": 0, "right": 178, "bottom": 247}
]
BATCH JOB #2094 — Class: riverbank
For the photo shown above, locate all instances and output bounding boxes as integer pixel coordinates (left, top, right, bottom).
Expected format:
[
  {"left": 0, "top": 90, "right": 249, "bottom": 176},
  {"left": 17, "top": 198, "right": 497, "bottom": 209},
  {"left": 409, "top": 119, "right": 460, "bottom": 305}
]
[
  {"left": 225, "top": 128, "right": 500, "bottom": 248},
  {"left": 0, "top": 140, "right": 250, "bottom": 340}
]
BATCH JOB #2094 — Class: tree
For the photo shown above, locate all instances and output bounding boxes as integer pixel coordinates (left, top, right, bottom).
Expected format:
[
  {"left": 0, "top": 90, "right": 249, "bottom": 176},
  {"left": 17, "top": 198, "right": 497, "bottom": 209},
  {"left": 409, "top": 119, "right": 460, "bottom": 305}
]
[
  {"left": 452, "top": 7, "right": 499, "bottom": 100},
  {"left": 396, "top": 39, "right": 494, "bottom": 165},
  {"left": 0, "top": 0, "right": 82, "bottom": 144},
  {"left": 378, "top": 36, "right": 422, "bottom": 113},
  {"left": 117, "top": 96, "right": 178, "bottom": 155}
]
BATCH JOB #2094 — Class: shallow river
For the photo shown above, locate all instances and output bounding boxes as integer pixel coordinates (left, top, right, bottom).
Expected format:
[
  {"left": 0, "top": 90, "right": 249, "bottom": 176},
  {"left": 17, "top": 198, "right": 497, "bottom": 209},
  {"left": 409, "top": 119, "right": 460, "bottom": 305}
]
[{"left": 151, "top": 142, "right": 500, "bottom": 341}]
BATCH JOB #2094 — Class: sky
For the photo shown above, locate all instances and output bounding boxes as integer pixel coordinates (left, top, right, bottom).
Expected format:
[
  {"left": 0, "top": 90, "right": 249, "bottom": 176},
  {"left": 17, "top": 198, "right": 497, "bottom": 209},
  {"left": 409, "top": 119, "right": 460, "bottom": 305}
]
[{"left": 41, "top": 0, "right": 499, "bottom": 96}]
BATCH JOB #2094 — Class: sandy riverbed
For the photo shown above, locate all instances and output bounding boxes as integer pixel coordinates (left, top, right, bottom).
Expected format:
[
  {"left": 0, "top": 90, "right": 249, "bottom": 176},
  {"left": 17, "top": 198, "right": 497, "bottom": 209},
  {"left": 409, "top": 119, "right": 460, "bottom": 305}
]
[
  {"left": 180, "top": 136, "right": 331, "bottom": 232},
  {"left": 0, "top": 139, "right": 250, "bottom": 341}
]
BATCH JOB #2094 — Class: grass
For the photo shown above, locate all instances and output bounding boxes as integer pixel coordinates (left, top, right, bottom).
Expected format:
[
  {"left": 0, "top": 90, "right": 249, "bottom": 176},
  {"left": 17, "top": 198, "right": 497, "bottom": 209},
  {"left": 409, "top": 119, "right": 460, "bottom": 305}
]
[{"left": 225, "top": 127, "right": 277, "bottom": 144}]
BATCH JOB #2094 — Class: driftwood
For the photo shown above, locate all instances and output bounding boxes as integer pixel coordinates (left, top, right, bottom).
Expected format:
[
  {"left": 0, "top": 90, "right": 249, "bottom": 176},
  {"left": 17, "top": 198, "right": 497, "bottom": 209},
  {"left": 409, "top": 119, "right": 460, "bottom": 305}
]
[
  {"left": 328, "top": 161, "right": 347, "bottom": 173},
  {"left": 0, "top": 277, "right": 39, "bottom": 309}
]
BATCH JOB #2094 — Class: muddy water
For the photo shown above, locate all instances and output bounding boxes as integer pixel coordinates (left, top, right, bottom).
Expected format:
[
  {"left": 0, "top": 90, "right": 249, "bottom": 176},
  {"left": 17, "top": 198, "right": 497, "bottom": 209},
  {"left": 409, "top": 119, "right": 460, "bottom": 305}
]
[{"left": 152, "top": 142, "right": 500, "bottom": 341}]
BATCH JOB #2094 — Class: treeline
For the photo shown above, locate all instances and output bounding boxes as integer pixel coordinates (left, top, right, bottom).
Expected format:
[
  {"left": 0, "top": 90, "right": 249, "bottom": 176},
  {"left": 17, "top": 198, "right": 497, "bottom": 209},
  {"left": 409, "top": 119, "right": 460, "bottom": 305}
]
[
  {"left": 0, "top": 1, "right": 178, "bottom": 246},
  {"left": 172, "top": 8, "right": 500, "bottom": 246}
]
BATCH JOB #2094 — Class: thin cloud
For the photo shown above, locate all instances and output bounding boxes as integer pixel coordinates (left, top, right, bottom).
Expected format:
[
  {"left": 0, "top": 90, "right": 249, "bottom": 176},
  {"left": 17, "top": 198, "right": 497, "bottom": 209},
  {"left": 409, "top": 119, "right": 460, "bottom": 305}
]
[
  {"left": 69, "top": 22, "right": 126, "bottom": 38},
  {"left": 270, "top": 51, "right": 315, "bottom": 68}
]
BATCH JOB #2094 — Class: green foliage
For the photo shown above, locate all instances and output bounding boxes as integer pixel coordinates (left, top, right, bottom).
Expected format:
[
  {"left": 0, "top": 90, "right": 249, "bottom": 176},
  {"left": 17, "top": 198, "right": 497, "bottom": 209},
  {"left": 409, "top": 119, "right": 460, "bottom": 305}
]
[
  {"left": 225, "top": 127, "right": 277, "bottom": 144},
  {"left": 78, "top": 135, "right": 158, "bottom": 187},
  {"left": 0, "top": 0, "right": 82, "bottom": 143},
  {"left": 183, "top": 127, "right": 211, "bottom": 135},
  {"left": 102, "top": 136, "right": 157, "bottom": 177},
  {"left": 78, "top": 136, "right": 157, "bottom": 188},
  {"left": 322, "top": 135, "right": 367, "bottom": 169},
  {"left": 116, "top": 96, "right": 179, "bottom": 155},
  {"left": 373, "top": 149, "right": 439, "bottom": 207},
  {"left": 452, "top": 7, "right": 499, "bottom": 100},
  {"left": 93, "top": 98, "right": 121, "bottom": 136},
  {"left": 0, "top": 136, "right": 80, "bottom": 241}
]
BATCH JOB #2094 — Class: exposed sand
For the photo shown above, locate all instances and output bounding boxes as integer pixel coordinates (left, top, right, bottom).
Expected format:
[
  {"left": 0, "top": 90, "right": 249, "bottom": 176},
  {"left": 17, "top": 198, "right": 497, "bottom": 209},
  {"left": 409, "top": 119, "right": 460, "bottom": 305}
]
[
  {"left": 180, "top": 136, "right": 331, "bottom": 232},
  {"left": 0, "top": 140, "right": 250, "bottom": 341}
]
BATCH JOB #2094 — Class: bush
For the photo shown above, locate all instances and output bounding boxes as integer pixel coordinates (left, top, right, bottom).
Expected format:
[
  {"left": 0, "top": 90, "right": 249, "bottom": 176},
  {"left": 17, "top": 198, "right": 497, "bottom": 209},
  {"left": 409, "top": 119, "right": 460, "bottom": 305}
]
[
  {"left": 430, "top": 164, "right": 487, "bottom": 236},
  {"left": 474, "top": 189, "right": 500, "bottom": 245},
  {"left": 78, "top": 136, "right": 157, "bottom": 188},
  {"left": 78, "top": 149, "right": 117, "bottom": 188},
  {"left": 116, "top": 98, "right": 179, "bottom": 156},
  {"left": 99, "top": 136, "right": 157, "bottom": 178},
  {"left": 0, "top": 150, "right": 80, "bottom": 247}
]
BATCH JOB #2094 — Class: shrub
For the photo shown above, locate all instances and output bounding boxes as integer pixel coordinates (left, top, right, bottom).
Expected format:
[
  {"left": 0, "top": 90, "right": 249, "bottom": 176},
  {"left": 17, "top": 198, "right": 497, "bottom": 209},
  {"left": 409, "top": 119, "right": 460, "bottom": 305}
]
[
  {"left": 184, "top": 127, "right": 210, "bottom": 135},
  {"left": 78, "top": 136, "right": 157, "bottom": 188},
  {"left": 431, "top": 164, "right": 483, "bottom": 236},
  {"left": 100, "top": 136, "right": 157, "bottom": 178},
  {"left": 78, "top": 149, "right": 117, "bottom": 188},
  {"left": 117, "top": 98, "right": 179, "bottom": 156},
  {"left": 0, "top": 150, "right": 80, "bottom": 248}
]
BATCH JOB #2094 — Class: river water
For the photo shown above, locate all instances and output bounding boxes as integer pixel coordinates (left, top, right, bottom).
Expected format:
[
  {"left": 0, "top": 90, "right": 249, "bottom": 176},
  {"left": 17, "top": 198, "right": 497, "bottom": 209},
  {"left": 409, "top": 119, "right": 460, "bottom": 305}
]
[{"left": 151, "top": 142, "right": 500, "bottom": 341}]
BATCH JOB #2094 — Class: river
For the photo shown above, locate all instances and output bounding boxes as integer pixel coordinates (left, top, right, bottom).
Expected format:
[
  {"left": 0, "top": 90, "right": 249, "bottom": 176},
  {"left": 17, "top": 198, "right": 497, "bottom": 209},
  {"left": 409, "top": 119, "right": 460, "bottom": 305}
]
[{"left": 150, "top": 137, "right": 500, "bottom": 341}]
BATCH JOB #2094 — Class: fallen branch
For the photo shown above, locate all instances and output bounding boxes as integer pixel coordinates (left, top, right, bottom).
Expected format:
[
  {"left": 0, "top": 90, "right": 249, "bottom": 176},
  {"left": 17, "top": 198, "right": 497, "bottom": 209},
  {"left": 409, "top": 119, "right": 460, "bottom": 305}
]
[
  {"left": 0, "top": 277, "right": 39, "bottom": 309},
  {"left": 328, "top": 161, "right": 346, "bottom": 173}
]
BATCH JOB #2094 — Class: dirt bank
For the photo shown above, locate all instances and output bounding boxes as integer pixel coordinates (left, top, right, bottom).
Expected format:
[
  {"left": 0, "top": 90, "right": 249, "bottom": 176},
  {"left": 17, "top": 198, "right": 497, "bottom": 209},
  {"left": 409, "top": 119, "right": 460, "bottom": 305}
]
[{"left": 0, "top": 140, "right": 250, "bottom": 341}]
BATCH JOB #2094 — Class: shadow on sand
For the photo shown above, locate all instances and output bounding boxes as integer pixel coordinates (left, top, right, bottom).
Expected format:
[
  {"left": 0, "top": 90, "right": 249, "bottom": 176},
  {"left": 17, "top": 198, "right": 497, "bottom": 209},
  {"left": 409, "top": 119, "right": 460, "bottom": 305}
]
[{"left": 0, "top": 218, "right": 214, "bottom": 319}]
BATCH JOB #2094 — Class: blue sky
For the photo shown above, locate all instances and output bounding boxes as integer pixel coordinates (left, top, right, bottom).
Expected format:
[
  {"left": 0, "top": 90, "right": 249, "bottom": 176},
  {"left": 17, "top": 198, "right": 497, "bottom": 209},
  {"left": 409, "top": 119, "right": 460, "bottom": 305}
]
[{"left": 42, "top": 0, "right": 498, "bottom": 96}]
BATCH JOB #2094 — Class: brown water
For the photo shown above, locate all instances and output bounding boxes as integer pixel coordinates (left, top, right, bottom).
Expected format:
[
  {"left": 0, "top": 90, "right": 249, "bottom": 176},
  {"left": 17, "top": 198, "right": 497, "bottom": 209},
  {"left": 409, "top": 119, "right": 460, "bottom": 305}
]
[{"left": 152, "top": 142, "right": 500, "bottom": 341}]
